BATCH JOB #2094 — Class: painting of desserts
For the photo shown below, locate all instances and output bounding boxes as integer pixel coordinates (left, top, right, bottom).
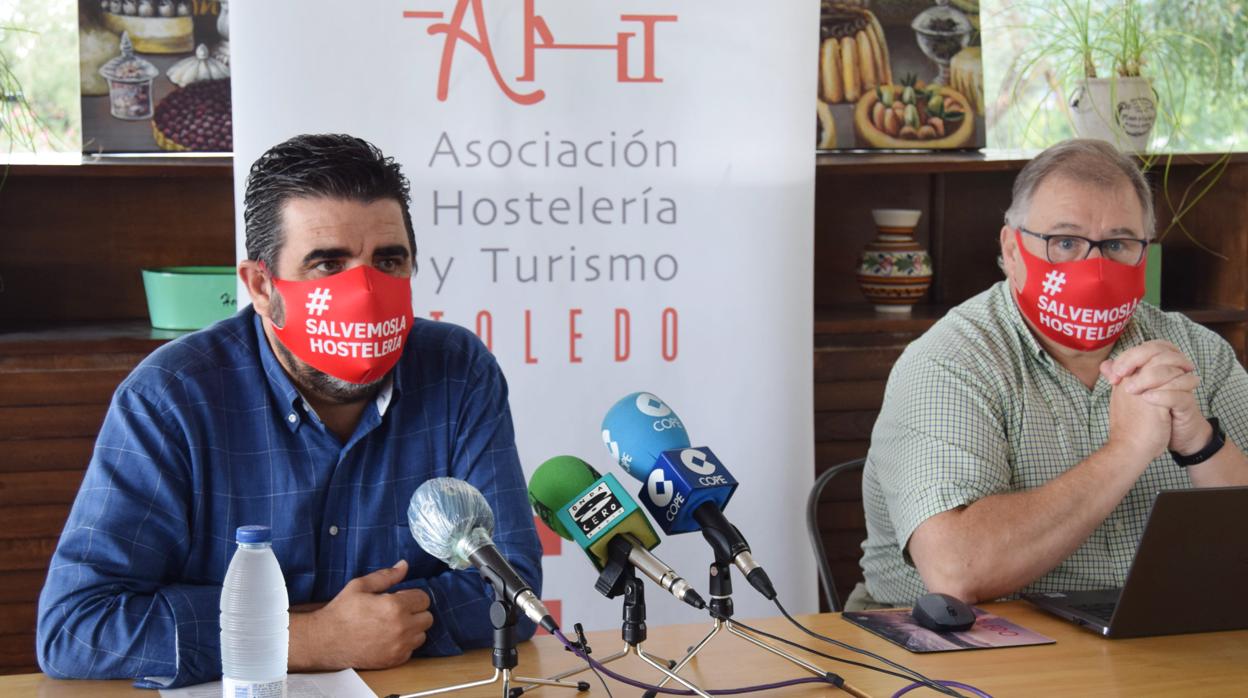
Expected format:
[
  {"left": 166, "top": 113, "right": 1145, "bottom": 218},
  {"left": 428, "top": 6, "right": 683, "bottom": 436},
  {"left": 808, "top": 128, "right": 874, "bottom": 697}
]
[
  {"left": 79, "top": 0, "right": 231, "bottom": 153},
  {"left": 818, "top": 0, "right": 985, "bottom": 151}
]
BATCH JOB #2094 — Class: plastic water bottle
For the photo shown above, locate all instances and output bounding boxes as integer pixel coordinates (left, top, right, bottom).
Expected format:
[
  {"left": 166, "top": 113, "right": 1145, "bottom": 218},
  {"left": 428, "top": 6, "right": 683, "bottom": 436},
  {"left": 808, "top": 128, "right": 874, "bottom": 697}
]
[{"left": 220, "top": 525, "right": 289, "bottom": 697}]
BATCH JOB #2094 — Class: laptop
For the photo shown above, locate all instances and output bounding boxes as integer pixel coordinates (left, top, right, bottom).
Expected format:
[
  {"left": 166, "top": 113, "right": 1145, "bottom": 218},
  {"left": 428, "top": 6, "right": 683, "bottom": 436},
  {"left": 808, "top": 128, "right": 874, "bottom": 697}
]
[{"left": 1022, "top": 486, "right": 1248, "bottom": 638}]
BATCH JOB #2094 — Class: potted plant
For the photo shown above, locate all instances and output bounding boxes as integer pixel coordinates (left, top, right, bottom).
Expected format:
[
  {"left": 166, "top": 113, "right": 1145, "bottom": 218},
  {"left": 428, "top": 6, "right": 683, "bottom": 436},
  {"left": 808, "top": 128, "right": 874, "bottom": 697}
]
[
  {"left": 998, "top": 0, "right": 1222, "bottom": 153},
  {"left": 993, "top": 0, "right": 1233, "bottom": 301},
  {"left": 1066, "top": 0, "right": 1156, "bottom": 152}
]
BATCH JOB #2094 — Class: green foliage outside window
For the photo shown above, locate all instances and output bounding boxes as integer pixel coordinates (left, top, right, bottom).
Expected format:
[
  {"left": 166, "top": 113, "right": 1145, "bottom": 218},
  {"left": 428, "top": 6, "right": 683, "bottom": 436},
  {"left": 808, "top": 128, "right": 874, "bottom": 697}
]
[
  {"left": 1, "top": 0, "right": 79, "bottom": 155},
  {"left": 982, "top": 0, "right": 1248, "bottom": 152}
]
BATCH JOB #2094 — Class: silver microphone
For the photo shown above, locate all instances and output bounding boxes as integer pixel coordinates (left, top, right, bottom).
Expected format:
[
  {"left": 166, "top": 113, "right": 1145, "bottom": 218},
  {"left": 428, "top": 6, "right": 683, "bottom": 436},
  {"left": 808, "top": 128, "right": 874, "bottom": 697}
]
[
  {"left": 619, "top": 534, "right": 705, "bottom": 608},
  {"left": 408, "top": 477, "right": 557, "bottom": 633}
]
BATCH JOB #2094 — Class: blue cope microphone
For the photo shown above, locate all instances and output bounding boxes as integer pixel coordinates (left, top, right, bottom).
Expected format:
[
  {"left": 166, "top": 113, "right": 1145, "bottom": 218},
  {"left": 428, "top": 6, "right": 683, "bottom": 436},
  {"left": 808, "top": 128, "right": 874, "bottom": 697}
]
[{"left": 601, "top": 392, "right": 777, "bottom": 600}]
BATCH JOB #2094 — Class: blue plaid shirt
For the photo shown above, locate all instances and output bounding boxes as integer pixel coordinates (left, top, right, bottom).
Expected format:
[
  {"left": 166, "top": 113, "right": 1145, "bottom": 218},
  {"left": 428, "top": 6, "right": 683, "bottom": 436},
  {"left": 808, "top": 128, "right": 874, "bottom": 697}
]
[{"left": 36, "top": 308, "right": 542, "bottom": 688}]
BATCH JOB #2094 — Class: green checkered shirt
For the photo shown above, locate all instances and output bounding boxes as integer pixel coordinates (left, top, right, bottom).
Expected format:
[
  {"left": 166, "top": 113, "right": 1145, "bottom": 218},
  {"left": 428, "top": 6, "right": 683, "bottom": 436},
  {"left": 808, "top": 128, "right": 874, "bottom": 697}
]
[{"left": 860, "top": 281, "right": 1248, "bottom": 605}]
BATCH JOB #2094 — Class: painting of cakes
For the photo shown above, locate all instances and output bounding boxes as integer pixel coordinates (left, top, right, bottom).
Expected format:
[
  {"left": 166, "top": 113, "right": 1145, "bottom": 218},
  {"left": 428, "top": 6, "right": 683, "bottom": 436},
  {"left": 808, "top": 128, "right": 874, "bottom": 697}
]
[
  {"left": 817, "top": 0, "right": 985, "bottom": 151},
  {"left": 79, "top": 0, "right": 231, "bottom": 153}
]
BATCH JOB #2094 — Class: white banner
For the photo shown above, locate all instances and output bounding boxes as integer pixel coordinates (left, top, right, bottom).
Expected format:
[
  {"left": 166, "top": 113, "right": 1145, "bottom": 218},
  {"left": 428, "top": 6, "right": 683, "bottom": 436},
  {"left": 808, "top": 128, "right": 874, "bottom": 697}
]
[{"left": 232, "top": 0, "right": 817, "bottom": 631}]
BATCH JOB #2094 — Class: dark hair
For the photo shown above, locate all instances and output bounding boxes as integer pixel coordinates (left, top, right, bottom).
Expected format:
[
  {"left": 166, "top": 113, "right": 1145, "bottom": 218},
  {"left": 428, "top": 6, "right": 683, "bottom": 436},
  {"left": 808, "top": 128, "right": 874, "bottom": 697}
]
[{"left": 243, "top": 133, "right": 416, "bottom": 271}]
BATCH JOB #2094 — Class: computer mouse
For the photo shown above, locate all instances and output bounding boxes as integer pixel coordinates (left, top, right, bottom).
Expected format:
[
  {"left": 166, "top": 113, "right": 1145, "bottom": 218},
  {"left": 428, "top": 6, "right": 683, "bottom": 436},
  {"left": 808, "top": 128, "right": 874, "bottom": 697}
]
[{"left": 912, "top": 592, "right": 976, "bottom": 633}]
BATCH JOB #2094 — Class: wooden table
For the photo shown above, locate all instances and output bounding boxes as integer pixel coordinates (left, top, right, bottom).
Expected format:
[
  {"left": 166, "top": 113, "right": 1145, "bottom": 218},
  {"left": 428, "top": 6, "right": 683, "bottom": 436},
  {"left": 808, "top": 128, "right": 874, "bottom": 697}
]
[{"left": 4, "top": 602, "right": 1246, "bottom": 697}]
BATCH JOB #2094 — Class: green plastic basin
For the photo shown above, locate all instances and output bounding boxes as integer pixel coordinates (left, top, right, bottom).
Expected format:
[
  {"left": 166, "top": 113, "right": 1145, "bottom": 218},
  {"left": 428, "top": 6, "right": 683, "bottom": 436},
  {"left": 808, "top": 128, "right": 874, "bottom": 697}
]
[{"left": 141, "top": 266, "right": 237, "bottom": 330}]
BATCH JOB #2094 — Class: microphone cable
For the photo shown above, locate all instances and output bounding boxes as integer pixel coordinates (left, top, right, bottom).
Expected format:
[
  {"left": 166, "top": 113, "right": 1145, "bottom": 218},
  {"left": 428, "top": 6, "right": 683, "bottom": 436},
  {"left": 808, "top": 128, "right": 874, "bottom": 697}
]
[
  {"left": 559, "top": 624, "right": 614, "bottom": 698},
  {"left": 552, "top": 627, "right": 845, "bottom": 695},
  {"left": 770, "top": 597, "right": 987, "bottom": 698},
  {"left": 584, "top": 659, "right": 614, "bottom": 698},
  {"left": 894, "top": 681, "right": 992, "bottom": 698},
  {"left": 713, "top": 612, "right": 941, "bottom": 685}
]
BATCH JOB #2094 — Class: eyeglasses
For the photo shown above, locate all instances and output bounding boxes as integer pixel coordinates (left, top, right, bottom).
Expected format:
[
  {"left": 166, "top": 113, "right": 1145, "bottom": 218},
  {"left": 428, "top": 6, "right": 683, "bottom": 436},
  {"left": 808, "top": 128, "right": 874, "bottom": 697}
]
[{"left": 1016, "top": 226, "right": 1149, "bottom": 266}]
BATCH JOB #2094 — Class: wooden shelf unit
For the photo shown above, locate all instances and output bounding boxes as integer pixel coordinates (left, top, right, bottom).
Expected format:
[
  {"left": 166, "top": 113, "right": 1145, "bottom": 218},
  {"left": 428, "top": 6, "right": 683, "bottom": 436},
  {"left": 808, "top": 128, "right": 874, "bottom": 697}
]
[
  {"left": 2, "top": 154, "right": 233, "bottom": 179},
  {"left": 1, "top": 150, "right": 1246, "bottom": 631},
  {"left": 815, "top": 149, "right": 1248, "bottom": 174}
]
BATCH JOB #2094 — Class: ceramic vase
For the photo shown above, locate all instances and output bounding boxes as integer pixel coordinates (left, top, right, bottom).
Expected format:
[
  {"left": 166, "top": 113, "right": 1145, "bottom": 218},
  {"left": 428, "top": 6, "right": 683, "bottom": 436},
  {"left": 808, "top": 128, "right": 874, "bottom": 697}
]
[{"left": 856, "top": 208, "right": 933, "bottom": 313}]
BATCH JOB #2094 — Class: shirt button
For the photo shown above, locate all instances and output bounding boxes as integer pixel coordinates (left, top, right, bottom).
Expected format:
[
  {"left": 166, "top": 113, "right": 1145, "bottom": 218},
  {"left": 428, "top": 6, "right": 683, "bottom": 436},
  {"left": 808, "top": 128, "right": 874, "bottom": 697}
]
[
  {"left": 287, "top": 413, "right": 298, "bottom": 424},
  {"left": 329, "top": 525, "right": 339, "bottom": 536}
]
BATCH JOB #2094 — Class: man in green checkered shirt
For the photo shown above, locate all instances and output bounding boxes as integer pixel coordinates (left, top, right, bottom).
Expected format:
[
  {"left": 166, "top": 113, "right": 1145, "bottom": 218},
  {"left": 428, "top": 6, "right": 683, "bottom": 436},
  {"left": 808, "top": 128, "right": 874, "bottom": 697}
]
[{"left": 853, "top": 140, "right": 1248, "bottom": 609}]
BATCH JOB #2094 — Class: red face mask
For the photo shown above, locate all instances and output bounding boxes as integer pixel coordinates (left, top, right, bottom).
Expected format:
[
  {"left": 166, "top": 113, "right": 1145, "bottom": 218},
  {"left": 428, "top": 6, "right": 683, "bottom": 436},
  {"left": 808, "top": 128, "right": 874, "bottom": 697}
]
[
  {"left": 268, "top": 265, "right": 414, "bottom": 385},
  {"left": 1012, "top": 230, "right": 1146, "bottom": 351}
]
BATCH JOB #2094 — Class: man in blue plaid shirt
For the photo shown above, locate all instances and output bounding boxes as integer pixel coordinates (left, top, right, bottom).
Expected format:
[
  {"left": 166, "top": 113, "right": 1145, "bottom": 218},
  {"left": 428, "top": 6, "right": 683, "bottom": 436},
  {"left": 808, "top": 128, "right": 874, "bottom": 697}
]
[{"left": 36, "top": 134, "right": 543, "bottom": 687}]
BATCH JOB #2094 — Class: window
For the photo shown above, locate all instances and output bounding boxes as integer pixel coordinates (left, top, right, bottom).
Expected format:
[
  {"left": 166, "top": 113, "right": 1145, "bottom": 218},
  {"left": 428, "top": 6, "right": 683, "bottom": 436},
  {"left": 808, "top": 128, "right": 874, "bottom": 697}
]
[
  {"left": 982, "top": 0, "right": 1248, "bottom": 152},
  {"left": 1, "top": 0, "right": 79, "bottom": 156}
]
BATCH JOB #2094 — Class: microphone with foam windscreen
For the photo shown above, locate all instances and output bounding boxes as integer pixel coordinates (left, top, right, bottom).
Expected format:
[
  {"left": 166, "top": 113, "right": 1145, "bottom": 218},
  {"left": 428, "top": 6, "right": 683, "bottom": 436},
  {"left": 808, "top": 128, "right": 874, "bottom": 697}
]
[
  {"left": 602, "top": 392, "right": 778, "bottom": 600},
  {"left": 528, "top": 455, "right": 706, "bottom": 609},
  {"left": 600, "top": 392, "right": 692, "bottom": 481},
  {"left": 408, "top": 477, "right": 557, "bottom": 633}
]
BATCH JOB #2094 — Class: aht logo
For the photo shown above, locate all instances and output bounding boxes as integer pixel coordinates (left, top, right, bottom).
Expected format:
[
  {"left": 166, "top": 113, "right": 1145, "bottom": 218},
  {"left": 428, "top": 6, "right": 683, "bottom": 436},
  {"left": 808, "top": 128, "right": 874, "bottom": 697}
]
[{"left": 403, "top": 0, "right": 677, "bottom": 105}]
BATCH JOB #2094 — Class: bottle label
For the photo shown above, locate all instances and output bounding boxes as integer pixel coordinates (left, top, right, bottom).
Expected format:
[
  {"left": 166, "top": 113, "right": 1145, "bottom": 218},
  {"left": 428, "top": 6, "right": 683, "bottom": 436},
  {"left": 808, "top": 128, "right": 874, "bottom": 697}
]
[{"left": 223, "top": 676, "right": 286, "bottom": 698}]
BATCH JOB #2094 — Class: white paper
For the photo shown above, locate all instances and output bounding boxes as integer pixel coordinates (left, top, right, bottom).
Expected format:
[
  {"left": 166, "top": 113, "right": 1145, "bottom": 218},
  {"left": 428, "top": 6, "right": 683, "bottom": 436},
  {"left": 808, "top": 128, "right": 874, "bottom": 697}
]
[{"left": 159, "top": 669, "right": 376, "bottom": 698}]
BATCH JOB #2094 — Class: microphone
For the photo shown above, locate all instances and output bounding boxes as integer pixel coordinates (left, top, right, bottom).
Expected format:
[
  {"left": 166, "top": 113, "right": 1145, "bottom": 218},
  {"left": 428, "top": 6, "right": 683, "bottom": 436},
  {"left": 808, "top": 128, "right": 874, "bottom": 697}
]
[
  {"left": 408, "top": 477, "right": 557, "bottom": 633},
  {"left": 601, "top": 392, "right": 691, "bottom": 480},
  {"left": 601, "top": 392, "right": 778, "bottom": 600},
  {"left": 528, "top": 455, "right": 706, "bottom": 609}
]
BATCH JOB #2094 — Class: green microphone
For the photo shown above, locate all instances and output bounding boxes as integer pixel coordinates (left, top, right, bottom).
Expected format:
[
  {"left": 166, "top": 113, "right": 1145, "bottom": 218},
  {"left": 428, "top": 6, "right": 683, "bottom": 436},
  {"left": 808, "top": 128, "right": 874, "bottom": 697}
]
[{"left": 529, "top": 455, "right": 706, "bottom": 609}]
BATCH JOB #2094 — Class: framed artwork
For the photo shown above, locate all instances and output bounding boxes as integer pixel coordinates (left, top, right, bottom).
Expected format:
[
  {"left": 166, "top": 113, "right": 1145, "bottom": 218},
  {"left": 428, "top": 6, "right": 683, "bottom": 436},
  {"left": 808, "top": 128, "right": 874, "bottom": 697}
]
[
  {"left": 817, "top": 0, "right": 984, "bottom": 151},
  {"left": 79, "top": 0, "right": 231, "bottom": 153}
]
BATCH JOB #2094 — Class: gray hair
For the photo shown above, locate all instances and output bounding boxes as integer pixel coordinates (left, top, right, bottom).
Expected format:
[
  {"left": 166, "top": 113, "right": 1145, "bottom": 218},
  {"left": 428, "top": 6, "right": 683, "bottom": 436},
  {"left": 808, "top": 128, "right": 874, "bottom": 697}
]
[{"left": 1003, "top": 139, "right": 1155, "bottom": 239}]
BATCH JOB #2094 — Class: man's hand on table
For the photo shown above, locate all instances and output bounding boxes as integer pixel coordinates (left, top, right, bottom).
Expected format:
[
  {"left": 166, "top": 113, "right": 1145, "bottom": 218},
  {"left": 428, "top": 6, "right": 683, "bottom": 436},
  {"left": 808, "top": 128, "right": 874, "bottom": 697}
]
[{"left": 289, "top": 559, "right": 435, "bottom": 671}]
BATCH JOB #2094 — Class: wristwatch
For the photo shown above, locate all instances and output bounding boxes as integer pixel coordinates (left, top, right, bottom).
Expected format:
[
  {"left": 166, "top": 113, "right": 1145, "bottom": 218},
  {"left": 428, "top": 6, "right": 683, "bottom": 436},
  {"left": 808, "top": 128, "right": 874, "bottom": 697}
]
[{"left": 1170, "top": 417, "right": 1226, "bottom": 467}]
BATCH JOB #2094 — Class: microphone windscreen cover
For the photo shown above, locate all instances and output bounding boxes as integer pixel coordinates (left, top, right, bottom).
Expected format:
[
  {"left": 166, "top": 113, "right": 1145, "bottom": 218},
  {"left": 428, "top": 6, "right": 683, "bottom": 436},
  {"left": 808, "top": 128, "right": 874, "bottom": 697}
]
[
  {"left": 601, "top": 392, "right": 691, "bottom": 481},
  {"left": 408, "top": 477, "right": 494, "bottom": 570},
  {"left": 528, "top": 456, "right": 601, "bottom": 541}
]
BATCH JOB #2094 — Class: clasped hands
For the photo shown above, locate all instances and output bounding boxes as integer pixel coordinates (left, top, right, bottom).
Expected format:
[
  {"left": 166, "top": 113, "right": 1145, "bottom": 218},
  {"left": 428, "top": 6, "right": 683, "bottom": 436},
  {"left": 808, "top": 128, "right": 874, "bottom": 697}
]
[{"left": 1102, "top": 340, "right": 1211, "bottom": 462}]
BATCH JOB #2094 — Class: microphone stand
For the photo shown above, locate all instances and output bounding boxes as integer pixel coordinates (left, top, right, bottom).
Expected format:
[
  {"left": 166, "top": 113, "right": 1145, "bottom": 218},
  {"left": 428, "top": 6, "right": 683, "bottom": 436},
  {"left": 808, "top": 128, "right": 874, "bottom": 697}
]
[
  {"left": 646, "top": 554, "right": 831, "bottom": 695},
  {"left": 387, "top": 595, "right": 588, "bottom": 698},
  {"left": 522, "top": 538, "right": 712, "bottom": 698}
]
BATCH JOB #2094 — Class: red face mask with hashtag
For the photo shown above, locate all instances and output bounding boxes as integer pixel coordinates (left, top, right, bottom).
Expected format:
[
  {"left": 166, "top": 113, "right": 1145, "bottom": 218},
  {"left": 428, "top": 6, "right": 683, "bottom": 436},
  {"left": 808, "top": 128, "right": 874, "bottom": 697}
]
[
  {"left": 1012, "top": 230, "right": 1147, "bottom": 351},
  {"left": 268, "top": 265, "right": 415, "bottom": 385}
]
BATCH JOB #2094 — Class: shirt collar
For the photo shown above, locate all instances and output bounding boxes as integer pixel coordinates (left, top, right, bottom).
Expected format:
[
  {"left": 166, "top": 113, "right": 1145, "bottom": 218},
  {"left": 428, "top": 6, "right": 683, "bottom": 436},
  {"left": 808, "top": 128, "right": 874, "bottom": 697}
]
[
  {"left": 251, "top": 311, "right": 404, "bottom": 432},
  {"left": 1106, "top": 306, "right": 1150, "bottom": 359},
  {"left": 374, "top": 375, "right": 396, "bottom": 416},
  {"left": 252, "top": 311, "right": 304, "bottom": 431},
  {"left": 998, "top": 280, "right": 1151, "bottom": 371},
  {"left": 999, "top": 281, "right": 1051, "bottom": 364}
]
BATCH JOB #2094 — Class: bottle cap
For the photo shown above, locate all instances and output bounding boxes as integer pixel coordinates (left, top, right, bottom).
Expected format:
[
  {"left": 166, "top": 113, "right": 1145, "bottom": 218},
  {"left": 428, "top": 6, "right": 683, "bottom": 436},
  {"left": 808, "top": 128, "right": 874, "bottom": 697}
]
[{"left": 236, "top": 525, "right": 272, "bottom": 544}]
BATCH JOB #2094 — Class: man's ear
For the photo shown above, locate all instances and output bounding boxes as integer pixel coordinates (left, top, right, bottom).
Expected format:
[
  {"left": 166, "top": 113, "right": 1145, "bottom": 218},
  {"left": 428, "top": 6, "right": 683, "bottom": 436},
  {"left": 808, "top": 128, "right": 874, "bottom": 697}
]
[
  {"left": 238, "top": 261, "right": 275, "bottom": 321},
  {"left": 999, "top": 225, "right": 1025, "bottom": 293}
]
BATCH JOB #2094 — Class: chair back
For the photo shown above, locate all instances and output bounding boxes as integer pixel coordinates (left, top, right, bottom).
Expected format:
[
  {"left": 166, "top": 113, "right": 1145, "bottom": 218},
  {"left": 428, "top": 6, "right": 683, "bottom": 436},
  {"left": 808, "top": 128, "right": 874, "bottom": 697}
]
[{"left": 806, "top": 457, "right": 867, "bottom": 611}]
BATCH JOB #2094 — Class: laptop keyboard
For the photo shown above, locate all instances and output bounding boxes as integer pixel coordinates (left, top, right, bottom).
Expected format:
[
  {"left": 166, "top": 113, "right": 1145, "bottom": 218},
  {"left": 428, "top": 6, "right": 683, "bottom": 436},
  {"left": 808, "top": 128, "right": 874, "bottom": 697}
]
[{"left": 1072, "top": 602, "right": 1117, "bottom": 623}]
